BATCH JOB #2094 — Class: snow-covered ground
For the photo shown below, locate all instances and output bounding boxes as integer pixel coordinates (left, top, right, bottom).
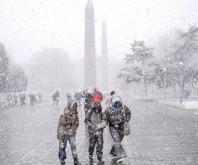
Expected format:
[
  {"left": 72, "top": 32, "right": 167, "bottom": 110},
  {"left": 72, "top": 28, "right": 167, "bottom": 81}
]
[{"left": 0, "top": 98, "right": 198, "bottom": 165}]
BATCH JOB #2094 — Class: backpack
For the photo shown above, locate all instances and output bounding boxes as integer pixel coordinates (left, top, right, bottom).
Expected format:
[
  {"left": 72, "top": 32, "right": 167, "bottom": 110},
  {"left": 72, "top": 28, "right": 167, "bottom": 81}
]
[{"left": 92, "top": 92, "right": 103, "bottom": 104}]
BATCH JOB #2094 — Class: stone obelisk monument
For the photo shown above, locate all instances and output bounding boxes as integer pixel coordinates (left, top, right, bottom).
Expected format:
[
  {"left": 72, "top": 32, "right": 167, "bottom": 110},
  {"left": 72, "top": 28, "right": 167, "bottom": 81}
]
[
  {"left": 84, "top": 0, "right": 96, "bottom": 88},
  {"left": 101, "top": 21, "right": 108, "bottom": 90}
]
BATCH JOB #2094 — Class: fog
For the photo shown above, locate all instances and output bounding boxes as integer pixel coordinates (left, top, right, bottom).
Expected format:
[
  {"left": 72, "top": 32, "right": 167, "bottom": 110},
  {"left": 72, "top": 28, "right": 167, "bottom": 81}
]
[
  {"left": 1, "top": 0, "right": 198, "bottom": 62},
  {"left": 1, "top": 0, "right": 198, "bottom": 164},
  {"left": 1, "top": 0, "right": 197, "bottom": 94}
]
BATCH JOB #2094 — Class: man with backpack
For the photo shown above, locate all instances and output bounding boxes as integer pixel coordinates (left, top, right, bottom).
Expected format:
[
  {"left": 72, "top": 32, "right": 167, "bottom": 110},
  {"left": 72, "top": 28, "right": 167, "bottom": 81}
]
[{"left": 92, "top": 87, "right": 103, "bottom": 104}]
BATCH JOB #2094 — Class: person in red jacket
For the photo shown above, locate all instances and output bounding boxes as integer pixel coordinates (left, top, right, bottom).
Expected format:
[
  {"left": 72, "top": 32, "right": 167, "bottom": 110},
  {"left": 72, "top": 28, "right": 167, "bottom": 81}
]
[{"left": 92, "top": 87, "right": 103, "bottom": 104}]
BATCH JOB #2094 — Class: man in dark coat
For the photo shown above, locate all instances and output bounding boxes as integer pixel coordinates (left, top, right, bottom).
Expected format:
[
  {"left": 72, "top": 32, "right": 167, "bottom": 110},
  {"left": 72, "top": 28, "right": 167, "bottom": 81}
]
[{"left": 85, "top": 102, "right": 106, "bottom": 165}]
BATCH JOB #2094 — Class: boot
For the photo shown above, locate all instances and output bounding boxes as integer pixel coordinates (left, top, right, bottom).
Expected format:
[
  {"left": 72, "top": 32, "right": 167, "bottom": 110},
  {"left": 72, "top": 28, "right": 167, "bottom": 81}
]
[
  {"left": 117, "top": 158, "right": 125, "bottom": 164},
  {"left": 74, "top": 158, "right": 81, "bottom": 165},
  {"left": 98, "top": 158, "right": 105, "bottom": 164},
  {"left": 89, "top": 160, "right": 94, "bottom": 165},
  {"left": 89, "top": 154, "right": 93, "bottom": 165},
  {"left": 60, "top": 158, "right": 65, "bottom": 165}
]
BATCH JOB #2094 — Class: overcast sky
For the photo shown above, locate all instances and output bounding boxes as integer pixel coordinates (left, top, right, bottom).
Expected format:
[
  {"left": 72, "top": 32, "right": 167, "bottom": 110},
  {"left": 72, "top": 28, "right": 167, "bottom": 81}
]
[{"left": 0, "top": 0, "right": 198, "bottom": 64}]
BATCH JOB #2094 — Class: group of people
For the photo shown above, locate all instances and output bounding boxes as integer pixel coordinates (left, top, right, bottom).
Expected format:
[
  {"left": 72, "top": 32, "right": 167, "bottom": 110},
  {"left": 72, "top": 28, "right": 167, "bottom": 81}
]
[
  {"left": 52, "top": 90, "right": 82, "bottom": 107},
  {"left": 57, "top": 87, "right": 131, "bottom": 165},
  {"left": 6, "top": 92, "right": 42, "bottom": 107}
]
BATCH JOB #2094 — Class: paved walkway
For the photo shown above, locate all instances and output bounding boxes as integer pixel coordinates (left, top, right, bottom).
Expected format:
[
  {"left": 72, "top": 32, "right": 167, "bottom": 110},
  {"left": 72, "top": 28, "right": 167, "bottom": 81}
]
[{"left": 0, "top": 99, "right": 198, "bottom": 165}]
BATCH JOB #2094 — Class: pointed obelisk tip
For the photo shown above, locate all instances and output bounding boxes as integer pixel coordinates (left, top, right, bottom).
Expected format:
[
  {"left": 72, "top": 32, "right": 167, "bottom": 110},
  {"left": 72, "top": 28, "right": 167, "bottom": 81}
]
[{"left": 86, "top": 0, "right": 93, "bottom": 9}]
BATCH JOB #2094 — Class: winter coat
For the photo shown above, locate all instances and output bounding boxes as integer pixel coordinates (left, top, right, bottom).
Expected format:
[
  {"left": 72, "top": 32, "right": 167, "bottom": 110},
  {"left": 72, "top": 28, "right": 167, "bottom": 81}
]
[
  {"left": 84, "top": 93, "right": 93, "bottom": 110},
  {"left": 57, "top": 100, "right": 79, "bottom": 139},
  {"left": 105, "top": 104, "right": 131, "bottom": 128},
  {"left": 85, "top": 107, "right": 106, "bottom": 134},
  {"left": 92, "top": 91, "right": 103, "bottom": 104}
]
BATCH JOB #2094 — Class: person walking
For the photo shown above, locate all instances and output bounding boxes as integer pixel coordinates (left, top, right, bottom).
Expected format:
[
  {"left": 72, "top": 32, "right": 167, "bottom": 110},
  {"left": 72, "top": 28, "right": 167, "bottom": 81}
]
[
  {"left": 66, "top": 92, "right": 72, "bottom": 102},
  {"left": 13, "top": 93, "right": 18, "bottom": 105},
  {"left": 20, "top": 93, "right": 26, "bottom": 106},
  {"left": 57, "top": 99, "right": 81, "bottom": 165},
  {"left": 7, "top": 93, "right": 13, "bottom": 107},
  {"left": 105, "top": 96, "right": 131, "bottom": 164},
  {"left": 85, "top": 102, "right": 106, "bottom": 165},
  {"left": 52, "top": 90, "right": 60, "bottom": 106}
]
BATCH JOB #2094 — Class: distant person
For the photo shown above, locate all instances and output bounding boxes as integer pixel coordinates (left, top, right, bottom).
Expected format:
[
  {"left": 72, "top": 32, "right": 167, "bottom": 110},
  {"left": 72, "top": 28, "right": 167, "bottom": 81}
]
[
  {"left": 7, "top": 93, "right": 12, "bottom": 107},
  {"left": 29, "top": 93, "right": 36, "bottom": 105},
  {"left": 92, "top": 87, "right": 103, "bottom": 105},
  {"left": 106, "top": 90, "right": 116, "bottom": 106},
  {"left": 20, "top": 93, "right": 26, "bottom": 106},
  {"left": 83, "top": 89, "right": 93, "bottom": 115},
  {"left": 13, "top": 94, "right": 18, "bottom": 105},
  {"left": 110, "top": 91, "right": 115, "bottom": 96},
  {"left": 105, "top": 96, "right": 131, "bottom": 164},
  {"left": 66, "top": 92, "right": 72, "bottom": 102},
  {"left": 57, "top": 99, "right": 81, "bottom": 165},
  {"left": 52, "top": 90, "right": 60, "bottom": 106}
]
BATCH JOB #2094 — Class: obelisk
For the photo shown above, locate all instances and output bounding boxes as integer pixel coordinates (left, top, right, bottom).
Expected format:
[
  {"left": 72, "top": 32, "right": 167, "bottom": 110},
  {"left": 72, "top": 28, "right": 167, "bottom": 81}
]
[
  {"left": 84, "top": 0, "right": 96, "bottom": 89},
  {"left": 101, "top": 21, "right": 108, "bottom": 90}
]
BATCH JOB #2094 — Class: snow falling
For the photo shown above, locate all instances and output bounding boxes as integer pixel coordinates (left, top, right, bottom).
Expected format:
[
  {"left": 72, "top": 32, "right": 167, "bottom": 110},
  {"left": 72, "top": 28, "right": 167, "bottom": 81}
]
[{"left": 1, "top": 0, "right": 198, "bottom": 164}]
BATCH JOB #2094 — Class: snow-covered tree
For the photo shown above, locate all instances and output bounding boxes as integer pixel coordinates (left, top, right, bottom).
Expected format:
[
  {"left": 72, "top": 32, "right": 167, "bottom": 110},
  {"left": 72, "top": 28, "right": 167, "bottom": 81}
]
[
  {"left": 117, "top": 41, "right": 155, "bottom": 98},
  {"left": 6, "top": 64, "right": 28, "bottom": 92},
  {"left": 170, "top": 25, "right": 198, "bottom": 96},
  {"left": 153, "top": 25, "right": 198, "bottom": 98},
  {"left": 0, "top": 42, "right": 27, "bottom": 93},
  {"left": 0, "top": 43, "right": 9, "bottom": 92}
]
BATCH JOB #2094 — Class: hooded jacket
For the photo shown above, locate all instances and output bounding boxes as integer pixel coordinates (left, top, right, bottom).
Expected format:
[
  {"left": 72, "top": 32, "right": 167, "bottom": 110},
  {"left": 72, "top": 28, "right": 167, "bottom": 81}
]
[
  {"left": 85, "top": 102, "right": 106, "bottom": 134},
  {"left": 57, "top": 100, "right": 79, "bottom": 139},
  {"left": 105, "top": 96, "right": 131, "bottom": 127}
]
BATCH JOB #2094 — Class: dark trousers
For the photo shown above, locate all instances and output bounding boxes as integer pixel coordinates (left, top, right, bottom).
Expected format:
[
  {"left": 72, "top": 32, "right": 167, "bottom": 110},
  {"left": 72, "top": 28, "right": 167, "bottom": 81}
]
[
  {"left": 109, "top": 126, "right": 126, "bottom": 159},
  {"left": 88, "top": 131, "right": 103, "bottom": 160}
]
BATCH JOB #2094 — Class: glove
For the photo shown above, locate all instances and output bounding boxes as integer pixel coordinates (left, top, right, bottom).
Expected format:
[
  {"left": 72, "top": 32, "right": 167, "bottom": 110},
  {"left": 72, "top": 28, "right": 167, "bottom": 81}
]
[{"left": 97, "top": 121, "right": 106, "bottom": 130}]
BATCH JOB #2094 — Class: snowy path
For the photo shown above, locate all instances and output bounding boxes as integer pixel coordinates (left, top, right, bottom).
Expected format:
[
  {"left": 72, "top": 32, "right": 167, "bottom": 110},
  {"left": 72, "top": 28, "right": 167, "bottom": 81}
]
[{"left": 0, "top": 99, "right": 198, "bottom": 164}]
